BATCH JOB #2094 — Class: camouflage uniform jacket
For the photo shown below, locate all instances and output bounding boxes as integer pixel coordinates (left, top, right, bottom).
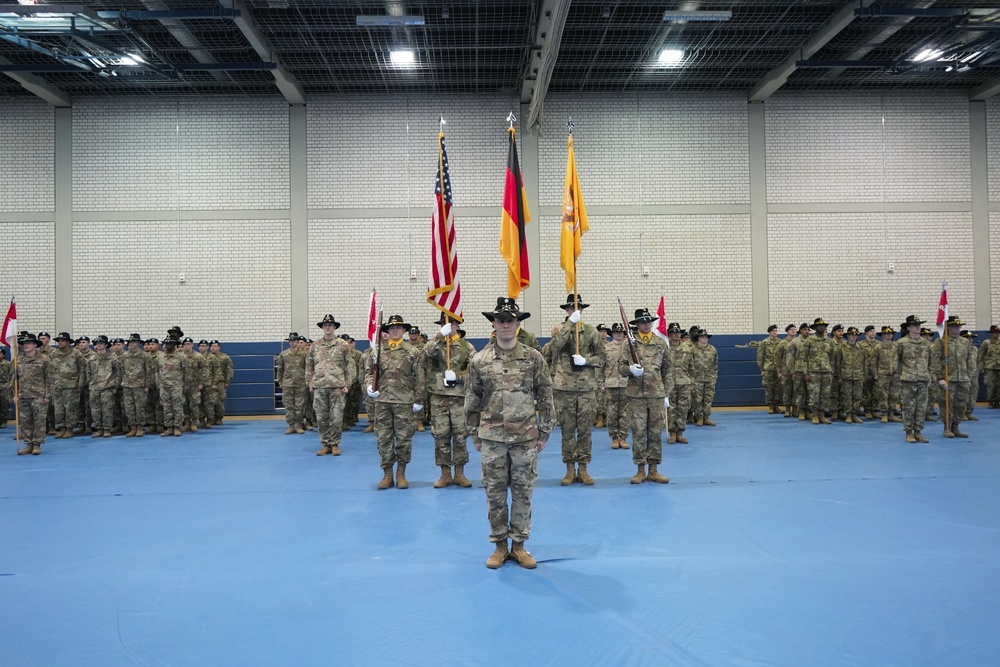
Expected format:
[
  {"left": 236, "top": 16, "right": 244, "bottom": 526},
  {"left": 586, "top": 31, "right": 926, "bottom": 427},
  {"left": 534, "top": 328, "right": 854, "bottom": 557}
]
[
  {"left": 201, "top": 352, "right": 220, "bottom": 387},
  {"left": 756, "top": 337, "right": 781, "bottom": 372},
  {"left": 306, "top": 337, "right": 357, "bottom": 390},
  {"left": 603, "top": 339, "right": 628, "bottom": 389},
  {"left": 0, "top": 357, "right": 12, "bottom": 390},
  {"left": 15, "top": 353, "right": 52, "bottom": 399},
  {"left": 618, "top": 334, "right": 672, "bottom": 398},
  {"left": 276, "top": 347, "right": 307, "bottom": 389},
  {"left": 146, "top": 351, "right": 162, "bottom": 389},
  {"left": 183, "top": 351, "right": 205, "bottom": 388},
  {"left": 931, "top": 336, "right": 972, "bottom": 383},
  {"left": 692, "top": 343, "right": 718, "bottom": 383},
  {"left": 350, "top": 348, "right": 363, "bottom": 386},
  {"left": 517, "top": 328, "right": 542, "bottom": 352},
  {"left": 157, "top": 352, "right": 187, "bottom": 389},
  {"left": 802, "top": 335, "right": 835, "bottom": 374},
  {"left": 669, "top": 340, "right": 695, "bottom": 386},
  {"left": 215, "top": 352, "right": 234, "bottom": 386},
  {"left": 874, "top": 342, "right": 899, "bottom": 378},
  {"left": 423, "top": 334, "right": 476, "bottom": 397},
  {"left": 86, "top": 353, "right": 120, "bottom": 391},
  {"left": 465, "top": 341, "right": 555, "bottom": 444},
  {"left": 835, "top": 342, "right": 867, "bottom": 382},
  {"left": 859, "top": 338, "right": 880, "bottom": 375},
  {"left": 120, "top": 350, "right": 149, "bottom": 389},
  {"left": 548, "top": 321, "right": 607, "bottom": 393},
  {"left": 49, "top": 346, "right": 85, "bottom": 390},
  {"left": 894, "top": 336, "right": 933, "bottom": 382},
  {"left": 774, "top": 338, "right": 793, "bottom": 377},
  {"left": 363, "top": 340, "right": 423, "bottom": 404},
  {"left": 967, "top": 342, "right": 978, "bottom": 377},
  {"left": 979, "top": 338, "right": 1000, "bottom": 371}
]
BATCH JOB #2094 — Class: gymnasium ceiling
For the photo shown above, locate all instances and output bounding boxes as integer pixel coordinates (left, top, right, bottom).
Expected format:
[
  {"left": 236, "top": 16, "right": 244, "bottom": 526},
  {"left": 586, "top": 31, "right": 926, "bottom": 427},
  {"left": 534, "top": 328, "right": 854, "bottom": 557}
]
[{"left": 2, "top": 0, "right": 1000, "bottom": 108}]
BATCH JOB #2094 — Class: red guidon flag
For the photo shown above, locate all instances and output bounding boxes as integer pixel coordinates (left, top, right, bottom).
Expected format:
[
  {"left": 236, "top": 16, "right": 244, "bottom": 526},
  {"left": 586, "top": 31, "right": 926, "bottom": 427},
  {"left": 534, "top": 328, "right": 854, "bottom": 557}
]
[
  {"left": 1, "top": 297, "right": 15, "bottom": 348},
  {"left": 426, "top": 131, "right": 462, "bottom": 323},
  {"left": 654, "top": 295, "right": 669, "bottom": 342},
  {"left": 499, "top": 126, "right": 531, "bottom": 299},
  {"left": 366, "top": 290, "right": 378, "bottom": 348},
  {"left": 935, "top": 282, "right": 948, "bottom": 337}
]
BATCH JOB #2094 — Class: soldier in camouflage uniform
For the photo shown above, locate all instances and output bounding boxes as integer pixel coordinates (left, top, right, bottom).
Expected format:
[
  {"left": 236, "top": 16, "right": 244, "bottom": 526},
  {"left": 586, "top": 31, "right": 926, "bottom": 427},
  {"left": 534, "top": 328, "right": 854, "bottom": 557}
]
[
  {"left": 38, "top": 332, "right": 57, "bottom": 435},
  {"left": 666, "top": 322, "right": 693, "bottom": 444},
  {"left": 340, "top": 334, "right": 362, "bottom": 429},
  {"left": 120, "top": 334, "right": 148, "bottom": 437},
  {"left": 74, "top": 336, "right": 94, "bottom": 433},
  {"left": 424, "top": 313, "right": 476, "bottom": 488},
  {"left": 619, "top": 308, "right": 672, "bottom": 484},
  {"left": 859, "top": 325, "right": 880, "bottom": 418},
  {"left": 960, "top": 330, "right": 979, "bottom": 421},
  {"left": 829, "top": 324, "right": 846, "bottom": 419},
  {"left": 932, "top": 316, "right": 972, "bottom": 438},
  {"left": 85, "top": 335, "right": 120, "bottom": 438},
  {"left": 49, "top": 332, "right": 84, "bottom": 439},
  {"left": 110, "top": 337, "right": 126, "bottom": 434},
  {"left": 198, "top": 340, "right": 218, "bottom": 427},
  {"left": 365, "top": 315, "right": 424, "bottom": 489},
  {"left": 920, "top": 328, "right": 940, "bottom": 422},
  {"left": 407, "top": 326, "right": 428, "bottom": 432},
  {"left": 980, "top": 324, "right": 1000, "bottom": 408},
  {"left": 603, "top": 323, "right": 630, "bottom": 449},
  {"left": 144, "top": 339, "right": 165, "bottom": 432},
  {"left": 549, "top": 294, "right": 606, "bottom": 486},
  {"left": 874, "top": 326, "right": 901, "bottom": 423},
  {"left": 157, "top": 337, "right": 187, "bottom": 437},
  {"left": 895, "top": 315, "right": 933, "bottom": 443},
  {"left": 306, "top": 315, "right": 357, "bottom": 456},
  {"left": 835, "top": 327, "right": 867, "bottom": 423},
  {"left": 15, "top": 334, "right": 52, "bottom": 455},
  {"left": 786, "top": 323, "right": 811, "bottom": 420},
  {"left": 801, "top": 318, "right": 835, "bottom": 425},
  {"left": 0, "top": 351, "right": 12, "bottom": 429},
  {"left": 210, "top": 341, "right": 233, "bottom": 424},
  {"left": 775, "top": 324, "right": 797, "bottom": 417},
  {"left": 277, "top": 334, "right": 307, "bottom": 435},
  {"left": 756, "top": 325, "right": 781, "bottom": 414},
  {"left": 466, "top": 297, "right": 555, "bottom": 569},
  {"left": 361, "top": 341, "right": 379, "bottom": 433},
  {"left": 691, "top": 329, "right": 718, "bottom": 426},
  {"left": 180, "top": 338, "right": 204, "bottom": 432}
]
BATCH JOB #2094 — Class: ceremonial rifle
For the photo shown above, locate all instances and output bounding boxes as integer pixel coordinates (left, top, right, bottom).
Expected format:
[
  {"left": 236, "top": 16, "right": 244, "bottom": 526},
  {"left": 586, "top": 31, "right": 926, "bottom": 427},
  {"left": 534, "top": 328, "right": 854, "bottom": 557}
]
[{"left": 617, "top": 297, "right": 640, "bottom": 366}]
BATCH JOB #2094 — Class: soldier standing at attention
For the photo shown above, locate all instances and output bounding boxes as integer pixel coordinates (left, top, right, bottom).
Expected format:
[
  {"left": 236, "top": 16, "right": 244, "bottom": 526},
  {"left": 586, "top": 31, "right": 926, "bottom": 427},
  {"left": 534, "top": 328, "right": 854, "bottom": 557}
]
[
  {"left": 666, "top": 322, "right": 693, "bottom": 444},
  {"left": 86, "top": 335, "right": 120, "bottom": 439},
  {"left": 365, "top": 315, "right": 424, "bottom": 489},
  {"left": 210, "top": 341, "right": 233, "bottom": 424},
  {"left": 802, "top": 318, "right": 835, "bottom": 425},
  {"left": 277, "top": 334, "right": 307, "bottom": 436},
  {"left": 603, "top": 323, "right": 630, "bottom": 449},
  {"left": 920, "top": 328, "right": 939, "bottom": 423},
  {"left": 340, "top": 334, "right": 362, "bottom": 429},
  {"left": 466, "top": 297, "right": 555, "bottom": 569},
  {"left": 757, "top": 325, "right": 781, "bottom": 414},
  {"left": 16, "top": 334, "right": 52, "bottom": 455},
  {"left": 895, "top": 315, "right": 933, "bottom": 443},
  {"left": 775, "top": 324, "right": 796, "bottom": 417},
  {"left": 549, "top": 294, "right": 606, "bottom": 486},
  {"left": 875, "top": 326, "right": 901, "bottom": 423},
  {"left": 121, "top": 334, "right": 148, "bottom": 438},
  {"left": 424, "top": 314, "right": 477, "bottom": 488},
  {"left": 0, "top": 350, "right": 12, "bottom": 429},
  {"left": 145, "top": 338, "right": 165, "bottom": 433},
  {"left": 197, "top": 340, "right": 217, "bottom": 428},
  {"left": 180, "top": 337, "right": 204, "bottom": 432},
  {"left": 859, "top": 325, "right": 880, "bottom": 418},
  {"left": 110, "top": 337, "right": 126, "bottom": 434},
  {"left": 407, "top": 326, "right": 428, "bottom": 432},
  {"left": 49, "top": 332, "right": 84, "bottom": 439},
  {"left": 306, "top": 315, "right": 357, "bottom": 456},
  {"left": 980, "top": 325, "right": 1000, "bottom": 408},
  {"left": 932, "top": 316, "right": 972, "bottom": 439},
  {"left": 836, "top": 327, "right": 866, "bottom": 423},
  {"left": 158, "top": 337, "right": 187, "bottom": 437},
  {"left": 691, "top": 329, "right": 718, "bottom": 426},
  {"left": 960, "top": 330, "right": 979, "bottom": 421},
  {"left": 74, "top": 336, "right": 94, "bottom": 433},
  {"left": 787, "top": 323, "right": 812, "bottom": 420},
  {"left": 829, "top": 324, "right": 846, "bottom": 420}
]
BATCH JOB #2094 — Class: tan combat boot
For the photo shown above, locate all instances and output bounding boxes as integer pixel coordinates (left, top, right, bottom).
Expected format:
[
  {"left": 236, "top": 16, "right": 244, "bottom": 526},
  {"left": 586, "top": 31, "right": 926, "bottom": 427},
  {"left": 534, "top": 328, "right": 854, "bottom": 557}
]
[
  {"left": 667, "top": 432, "right": 677, "bottom": 444},
  {"left": 914, "top": 431, "right": 929, "bottom": 443},
  {"left": 577, "top": 464, "right": 595, "bottom": 486},
  {"left": 952, "top": 427, "right": 969, "bottom": 438},
  {"left": 812, "top": 411, "right": 821, "bottom": 425},
  {"left": 594, "top": 415, "right": 606, "bottom": 428},
  {"left": 363, "top": 423, "right": 375, "bottom": 433},
  {"left": 486, "top": 540, "right": 509, "bottom": 569},
  {"left": 844, "top": 414, "right": 854, "bottom": 424},
  {"left": 135, "top": 427, "right": 144, "bottom": 438},
  {"left": 377, "top": 466, "right": 394, "bottom": 490},
  {"left": 703, "top": 418, "right": 716, "bottom": 426},
  {"left": 820, "top": 412, "right": 832, "bottom": 425},
  {"left": 905, "top": 430, "right": 917, "bottom": 443},
  {"left": 798, "top": 410, "right": 806, "bottom": 421},
  {"left": 695, "top": 418, "right": 704, "bottom": 426},
  {"left": 284, "top": 425, "right": 296, "bottom": 435},
  {"left": 160, "top": 428, "right": 171, "bottom": 437},
  {"left": 189, "top": 420, "right": 198, "bottom": 432},
  {"left": 881, "top": 414, "right": 889, "bottom": 423},
  {"left": 560, "top": 463, "right": 576, "bottom": 486},
  {"left": 17, "top": 443, "right": 33, "bottom": 455},
  {"left": 434, "top": 465, "right": 453, "bottom": 488},
  {"left": 103, "top": 430, "right": 113, "bottom": 438},
  {"left": 95, "top": 430, "right": 105, "bottom": 439},
  {"left": 611, "top": 438, "right": 620, "bottom": 449},
  {"left": 854, "top": 413, "right": 865, "bottom": 423},
  {"left": 31, "top": 444, "right": 41, "bottom": 455},
  {"left": 676, "top": 432, "right": 688, "bottom": 444},
  {"left": 630, "top": 464, "right": 646, "bottom": 484},
  {"left": 173, "top": 428, "right": 183, "bottom": 437},
  {"left": 509, "top": 542, "right": 537, "bottom": 569},
  {"left": 330, "top": 445, "right": 341, "bottom": 456},
  {"left": 415, "top": 421, "right": 425, "bottom": 432},
  {"left": 453, "top": 465, "right": 472, "bottom": 487},
  {"left": 619, "top": 439, "right": 629, "bottom": 449},
  {"left": 62, "top": 428, "right": 74, "bottom": 439},
  {"left": 396, "top": 463, "right": 409, "bottom": 489},
  {"left": 646, "top": 464, "right": 669, "bottom": 484},
  {"left": 316, "top": 445, "right": 332, "bottom": 456},
  {"left": 125, "top": 426, "right": 135, "bottom": 437},
  {"left": 294, "top": 423, "right": 305, "bottom": 434},
  {"left": 767, "top": 405, "right": 775, "bottom": 414}
]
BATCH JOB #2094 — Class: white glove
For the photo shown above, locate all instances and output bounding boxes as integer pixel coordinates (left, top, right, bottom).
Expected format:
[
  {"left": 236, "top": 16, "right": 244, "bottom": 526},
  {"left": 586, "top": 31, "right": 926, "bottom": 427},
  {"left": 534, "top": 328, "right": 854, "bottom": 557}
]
[
  {"left": 664, "top": 397, "right": 671, "bottom": 409},
  {"left": 572, "top": 353, "right": 586, "bottom": 367},
  {"left": 366, "top": 386, "right": 380, "bottom": 398},
  {"left": 568, "top": 310, "right": 582, "bottom": 324},
  {"left": 412, "top": 403, "right": 423, "bottom": 413},
  {"left": 629, "top": 364, "right": 644, "bottom": 377},
  {"left": 440, "top": 323, "right": 452, "bottom": 337},
  {"left": 443, "top": 369, "right": 457, "bottom": 384}
]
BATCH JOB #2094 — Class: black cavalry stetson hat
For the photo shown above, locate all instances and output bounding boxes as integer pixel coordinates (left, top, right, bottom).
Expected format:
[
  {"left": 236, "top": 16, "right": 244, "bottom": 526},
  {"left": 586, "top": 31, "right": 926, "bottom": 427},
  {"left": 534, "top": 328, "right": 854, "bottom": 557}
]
[{"left": 483, "top": 297, "right": 530, "bottom": 322}]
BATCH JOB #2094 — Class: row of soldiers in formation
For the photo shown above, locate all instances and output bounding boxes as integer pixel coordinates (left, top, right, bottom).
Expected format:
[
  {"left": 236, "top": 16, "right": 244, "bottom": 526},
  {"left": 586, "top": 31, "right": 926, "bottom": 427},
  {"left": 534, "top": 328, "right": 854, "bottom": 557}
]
[
  {"left": 755, "top": 316, "right": 1000, "bottom": 442},
  {"left": 274, "top": 295, "right": 715, "bottom": 493},
  {"left": 1, "top": 328, "right": 234, "bottom": 455}
]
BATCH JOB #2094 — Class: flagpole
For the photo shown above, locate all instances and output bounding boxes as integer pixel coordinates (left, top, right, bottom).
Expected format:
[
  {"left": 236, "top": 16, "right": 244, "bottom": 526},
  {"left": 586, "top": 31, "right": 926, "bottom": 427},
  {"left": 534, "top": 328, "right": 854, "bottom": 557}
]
[
  {"left": 943, "top": 323, "right": 950, "bottom": 434},
  {"left": 11, "top": 337, "right": 20, "bottom": 450},
  {"left": 566, "top": 118, "right": 581, "bottom": 355},
  {"left": 439, "top": 117, "right": 453, "bottom": 372}
]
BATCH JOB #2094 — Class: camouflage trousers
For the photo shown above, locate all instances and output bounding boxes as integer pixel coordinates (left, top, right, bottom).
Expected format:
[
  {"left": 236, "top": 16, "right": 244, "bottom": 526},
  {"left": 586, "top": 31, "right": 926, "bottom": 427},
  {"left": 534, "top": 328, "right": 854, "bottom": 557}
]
[
  {"left": 201, "top": 387, "right": 218, "bottom": 423},
  {"left": 781, "top": 374, "right": 794, "bottom": 407},
  {"left": 899, "top": 380, "right": 929, "bottom": 433},
  {"left": 214, "top": 384, "right": 227, "bottom": 419},
  {"left": 862, "top": 376, "right": 877, "bottom": 413},
  {"left": 877, "top": 376, "right": 900, "bottom": 414},
  {"left": 966, "top": 379, "right": 978, "bottom": 417},
  {"left": 114, "top": 387, "right": 124, "bottom": 429},
  {"left": 345, "top": 382, "right": 361, "bottom": 425},
  {"left": 926, "top": 381, "right": 941, "bottom": 418},
  {"left": 122, "top": 387, "right": 146, "bottom": 428},
  {"left": 839, "top": 379, "right": 863, "bottom": 416},
  {"left": 829, "top": 376, "right": 841, "bottom": 415},
  {"left": 605, "top": 387, "right": 629, "bottom": 440},
  {"left": 314, "top": 388, "right": 346, "bottom": 448},
  {"left": 1, "top": 388, "right": 12, "bottom": 421},
  {"left": 668, "top": 384, "right": 692, "bottom": 433},
  {"left": 52, "top": 387, "right": 79, "bottom": 430},
  {"left": 985, "top": 369, "right": 1000, "bottom": 405},
  {"left": 185, "top": 386, "right": 201, "bottom": 424},
  {"left": 160, "top": 382, "right": 185, "bottom": 429},
  {"left": 553, "top": 389, "right": 597, "bottom": 464},
  {"left": 480, "top": 438, "right": 537, "bottom": 543},
  {"left": 79, "top": 385, "right": 92, "bottom": 427},
  {"left": 762, "top": 369, "right": 780, "bottom": 407},
  {"left": 806, "top": 372, "right": 832, "bottom": 413},
  {"left": 628, "top": 396, "right": 665, "bottom": 465},
  {"left": 282, "top": 385, "right": 307, "bottom": 426},
  {"left": 90, "top": 388, "right": 116, "bottom": 431},
  {"left": 147, "top": 388, "right": 164, "bottom": 428},
  {"left": 691, "top": 379, "right": 715, "bottom": 419},
  {"left": 596, "top": 386, "right": 607, "bottom": 420},
  {"left": 942, "top": 381, "right": 971, "bottom": 432},
  {"left": 429, "top": 393, "right": 469, "bottom": 466},
  {"left": 364, "top": 396, "right": 375, "bottom": 424},
  {"left": 792, "top": 373, "right": 810, "bottom": 412},
  {"left": 18, "top": 396, "right": 47, "bottom": 445},
  {"left": 374, "top": 402, "right": 415, "bottom": 468},
  {"left": 305, "top": 389, "right": 316, "bottom": 424}
]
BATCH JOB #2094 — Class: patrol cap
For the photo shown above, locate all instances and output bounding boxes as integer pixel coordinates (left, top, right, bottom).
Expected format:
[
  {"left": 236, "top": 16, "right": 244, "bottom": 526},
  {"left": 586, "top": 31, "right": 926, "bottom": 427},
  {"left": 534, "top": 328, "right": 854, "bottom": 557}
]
[
  {"left": 317, "top": 314, "right": 340, "bottom": 329},
  {"left": 864, "top": 325, "right": 876, "bottom": 332},
  {"left": 381, "top": 315, "right": 411, "bottom": 331},
  {"left": 182, "top": 337, "right": 194, "bottom": 344},
  {"left": 76, "top": 336, "right": 91, "bottom": 344},
  {"left": 93, "top": 335, "right": 110, "bottom": 346},
  {"left": 199, "top": 339, "right": 210, "bottom": 345},
  {"left": 38, "top": 331, "right": 51, "bottom": 339},
  {"left": 209, "top": 339, "right": 221, "bottom": 345},
  {"left": 799, "top": 322, "right": 811, "bottom": 332},
  {"left": 767, "top": 324, "right": 778, "bottom": 333},
  {"left": 54, "top": 332, "right": 73, "bottom": 342},
  {"left": 483, "top": 297, "right": 530, "bottom": 322},
  {"left": 845, "top": 326, "right": 861, "bottom": 336},
  {"left": 559, "top": 294, "right": 590, "bottom": 309},
  {"left": 111, "top": 337, "right": 125, "bottom": 345},
  {"left": 785, "top": 324, "right": 796, "bottom": 333},
  {"left": 146, "top": 337, "right": 159, "bottom": 344}
]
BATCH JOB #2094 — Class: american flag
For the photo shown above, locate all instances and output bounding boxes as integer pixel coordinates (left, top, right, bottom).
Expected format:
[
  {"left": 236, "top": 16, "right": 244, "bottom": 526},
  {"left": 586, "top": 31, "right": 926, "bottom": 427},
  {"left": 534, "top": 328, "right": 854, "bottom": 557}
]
[{"left": 427, "top": 131, "right": 462, "bottom": 322}]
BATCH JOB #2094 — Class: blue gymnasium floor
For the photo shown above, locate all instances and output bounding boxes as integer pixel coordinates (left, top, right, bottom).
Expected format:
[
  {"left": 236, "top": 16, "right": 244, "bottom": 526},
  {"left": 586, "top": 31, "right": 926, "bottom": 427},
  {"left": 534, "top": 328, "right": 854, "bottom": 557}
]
[{"left": 2, "top": 410, "right": 999, "bottom": 667}]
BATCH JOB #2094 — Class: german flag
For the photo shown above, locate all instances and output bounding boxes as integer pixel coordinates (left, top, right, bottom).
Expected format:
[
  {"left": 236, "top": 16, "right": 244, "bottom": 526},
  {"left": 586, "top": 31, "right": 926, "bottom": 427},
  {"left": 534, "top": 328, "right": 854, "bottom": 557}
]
[{"left": 499, "top": 127, "right": 530, "bottom": 299}]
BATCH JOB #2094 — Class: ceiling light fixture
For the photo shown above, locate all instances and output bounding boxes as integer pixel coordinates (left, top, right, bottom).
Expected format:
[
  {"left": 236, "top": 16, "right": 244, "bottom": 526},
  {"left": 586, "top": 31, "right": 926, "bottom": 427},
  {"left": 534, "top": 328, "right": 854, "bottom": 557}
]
[
  {"left": 390, "top": 50, "right": 415, "bottom": 65},
  {"left": 658, "top": 49, "right": 684, "bottom": 64},
  {"left": 663, "top": 10, "right": 731, "bottom": 22},
  {"left": 912, "top": 48, "right": 944, "bottom": 62}
]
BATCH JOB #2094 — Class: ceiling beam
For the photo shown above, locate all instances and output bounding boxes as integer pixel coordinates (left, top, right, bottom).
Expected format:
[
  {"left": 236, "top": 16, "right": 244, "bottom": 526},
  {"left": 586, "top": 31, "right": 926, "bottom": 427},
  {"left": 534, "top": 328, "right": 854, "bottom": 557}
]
[
  {"left": 522, "top": 0, "right": 571, "bottom": 135},
  {"left": 749, "top": 0, "right": 876, "bottom": 102},
  {"left": 0, "top": 55, "right": 71, "bottom": 107},
  {"left": 970, "top": 77, "right": 1000, "bottom": 100},
  {"left": 219, "top": 0, "right": 306, "bottom": 104}
]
